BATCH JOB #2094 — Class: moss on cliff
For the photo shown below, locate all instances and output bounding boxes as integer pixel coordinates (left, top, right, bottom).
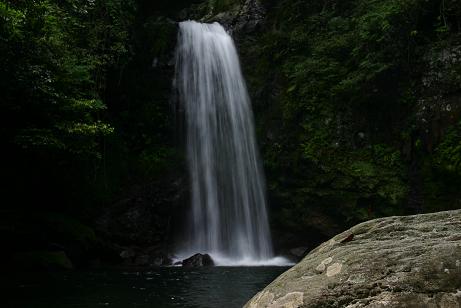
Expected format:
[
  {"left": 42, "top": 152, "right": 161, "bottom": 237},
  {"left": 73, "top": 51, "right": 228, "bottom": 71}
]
[{"left": 238, "top": 0, "right": 461, "bottom": 242}]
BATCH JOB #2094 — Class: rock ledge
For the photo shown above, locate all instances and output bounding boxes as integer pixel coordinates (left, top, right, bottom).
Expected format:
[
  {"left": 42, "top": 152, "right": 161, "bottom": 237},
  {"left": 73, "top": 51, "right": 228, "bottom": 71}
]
[{"left": 246, "top": 210, "right": 461, "bottom": 308}]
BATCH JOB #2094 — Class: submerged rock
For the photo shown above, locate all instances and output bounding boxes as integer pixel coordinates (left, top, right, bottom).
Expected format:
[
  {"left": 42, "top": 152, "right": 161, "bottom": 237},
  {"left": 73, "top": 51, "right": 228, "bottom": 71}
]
[
  {"left": 245, "top": 210, "right": 461, "bottom": 308},
  {"left": 182, "top": 253, "right": 215, "bottom": 267}
]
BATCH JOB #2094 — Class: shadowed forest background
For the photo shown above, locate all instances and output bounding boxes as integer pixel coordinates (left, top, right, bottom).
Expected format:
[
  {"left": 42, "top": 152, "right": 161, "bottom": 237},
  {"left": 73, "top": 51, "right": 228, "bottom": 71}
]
[{"left": 1, "top": 0, "right": 461, "bottom": 269}]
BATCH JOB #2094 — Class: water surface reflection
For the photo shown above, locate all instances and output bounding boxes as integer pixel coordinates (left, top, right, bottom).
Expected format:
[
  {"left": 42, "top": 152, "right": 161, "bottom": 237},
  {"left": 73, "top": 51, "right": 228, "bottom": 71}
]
[{"left": 6, "top": 267, "right": 289, "bottom": 308}]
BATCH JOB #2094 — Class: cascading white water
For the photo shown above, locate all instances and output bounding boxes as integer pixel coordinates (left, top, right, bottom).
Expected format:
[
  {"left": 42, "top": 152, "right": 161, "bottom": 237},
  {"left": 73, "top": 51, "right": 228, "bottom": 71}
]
[{"left": 175, "top": 21, "right": 283, "bottom": 265}]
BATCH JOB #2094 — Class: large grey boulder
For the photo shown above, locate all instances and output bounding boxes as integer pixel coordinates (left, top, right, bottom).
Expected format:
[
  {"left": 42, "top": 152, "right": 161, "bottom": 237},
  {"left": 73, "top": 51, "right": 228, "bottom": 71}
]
[{"left": 246, "top": 210, "right": 461, "bottom": 308}]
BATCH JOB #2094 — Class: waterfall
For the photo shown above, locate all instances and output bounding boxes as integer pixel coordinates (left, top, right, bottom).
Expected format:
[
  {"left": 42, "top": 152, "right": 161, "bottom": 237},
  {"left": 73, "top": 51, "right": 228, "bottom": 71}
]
[{"left": 175, "top": 21, "right": 277, "bottom": 264}]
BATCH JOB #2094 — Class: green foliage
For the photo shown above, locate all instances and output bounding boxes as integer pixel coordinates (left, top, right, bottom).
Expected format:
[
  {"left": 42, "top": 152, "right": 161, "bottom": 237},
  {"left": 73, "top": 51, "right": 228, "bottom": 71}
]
[
  {"left": 434, "top": 122, "right": 461, "bottom": 175},
  {"left": 251, "top": 0, "right": 461, "bottom": 229},
  {"left": 139, "top": 147, "right": 179, "bottom": 176},
  {"left": 0, "top": 0, "right": 119, "bottom": 158},
  {"left": 208, "top": 0, "right": 238, "bottom": 13},
  {"left": 1, "top": 0, "right": 179, "bottom": 221},
  {"left": 419, "top": 122, "right": 461, "bottom": 212},
  {"left": 40, "top": 213, "right": 97, "bottom": 249}
]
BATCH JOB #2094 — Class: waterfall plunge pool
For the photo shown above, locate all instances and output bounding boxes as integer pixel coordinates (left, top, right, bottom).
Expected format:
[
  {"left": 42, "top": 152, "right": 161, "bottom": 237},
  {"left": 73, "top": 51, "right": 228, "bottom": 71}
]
[
  {"left": 173, "top": 253, "right": 293, "bottom": 267},
  {"left": 5, "top": 267, "right": 290, "bottom": 308}
]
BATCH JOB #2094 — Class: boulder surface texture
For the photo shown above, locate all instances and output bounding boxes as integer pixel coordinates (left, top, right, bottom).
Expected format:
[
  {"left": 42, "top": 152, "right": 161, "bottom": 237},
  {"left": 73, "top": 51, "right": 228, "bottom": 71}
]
[{"left": 246, "top": 210, "right": 461, "bottom": 308}]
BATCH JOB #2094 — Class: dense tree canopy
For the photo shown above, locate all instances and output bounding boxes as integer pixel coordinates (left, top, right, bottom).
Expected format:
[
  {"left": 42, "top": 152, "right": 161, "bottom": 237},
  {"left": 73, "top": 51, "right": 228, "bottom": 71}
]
[
  {"left": 0, "top": 0, "right": 180, "bottom": 213},
  {"left": 0, "top": 0, "right": 181, "bottom": 267}
]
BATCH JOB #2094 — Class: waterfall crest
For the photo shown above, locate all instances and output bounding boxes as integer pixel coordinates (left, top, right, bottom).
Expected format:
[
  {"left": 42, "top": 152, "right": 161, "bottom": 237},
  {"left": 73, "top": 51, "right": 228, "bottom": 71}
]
[{"left": 175, "top": 21, "right": 276, "bottom": 264}]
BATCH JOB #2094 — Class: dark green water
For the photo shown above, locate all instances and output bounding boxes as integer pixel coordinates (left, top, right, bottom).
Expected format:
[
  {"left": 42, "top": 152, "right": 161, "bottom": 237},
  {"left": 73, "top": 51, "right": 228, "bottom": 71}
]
[{"left": 5, "top": 267, "right": 288, "bottom": 308}]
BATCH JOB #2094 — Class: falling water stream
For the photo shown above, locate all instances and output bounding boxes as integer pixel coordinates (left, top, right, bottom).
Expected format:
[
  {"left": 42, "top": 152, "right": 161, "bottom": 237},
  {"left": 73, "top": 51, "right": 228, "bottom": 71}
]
[{"left": 175, "top": 21, "right": 287, "bottom": 265}]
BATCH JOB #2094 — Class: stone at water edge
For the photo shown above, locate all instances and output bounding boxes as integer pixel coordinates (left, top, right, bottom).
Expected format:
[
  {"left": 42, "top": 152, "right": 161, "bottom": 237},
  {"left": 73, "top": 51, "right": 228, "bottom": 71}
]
[
  {"left": 182, "top": 253, "right": 215, "bottom": 267},
  {"left": 119, "top": 247, "right": 174, "bottom": 267},
  {"left": 245, "top": 209, "right": 461, "bottom": 308}
]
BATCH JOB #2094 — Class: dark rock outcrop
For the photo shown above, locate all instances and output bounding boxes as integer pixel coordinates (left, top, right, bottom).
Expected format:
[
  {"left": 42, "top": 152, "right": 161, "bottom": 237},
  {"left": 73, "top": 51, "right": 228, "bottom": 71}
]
[
  {"left": 246, "top": 210, "right": 461, "bottom": 307},
  {"left": 182, "top": 253, "right": 215, "bottom": 267},
  {"left": 118, "top": 246, "right": 173, "bottom": 267},
  {"left": 201, "top": 0, "right": 265, "bottom": 35},
  {"left": 96, "top": 177, "right": 187, "bottom": 264}
]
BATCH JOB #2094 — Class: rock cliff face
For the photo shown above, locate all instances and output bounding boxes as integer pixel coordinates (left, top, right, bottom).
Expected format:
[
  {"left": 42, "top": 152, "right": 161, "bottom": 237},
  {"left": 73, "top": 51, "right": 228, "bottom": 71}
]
[
  {"left": 197, "top": 0, "right": 265, "bottom": 35},
  {"left": 245, "top": 210, "right": 461, "bottom": 308}
]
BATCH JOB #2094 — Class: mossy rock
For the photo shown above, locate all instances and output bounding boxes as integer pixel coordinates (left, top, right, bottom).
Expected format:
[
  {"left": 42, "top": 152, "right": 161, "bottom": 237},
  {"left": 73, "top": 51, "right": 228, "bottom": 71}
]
[
  {"left": 39, "top": 213, "right": 97, "bottom": 250},
  {"left": 1, "top": 212, "right": 97, "bottom": 250},
  {"left": 14, "top": 251, "right": 73, "bottom": 270}
]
